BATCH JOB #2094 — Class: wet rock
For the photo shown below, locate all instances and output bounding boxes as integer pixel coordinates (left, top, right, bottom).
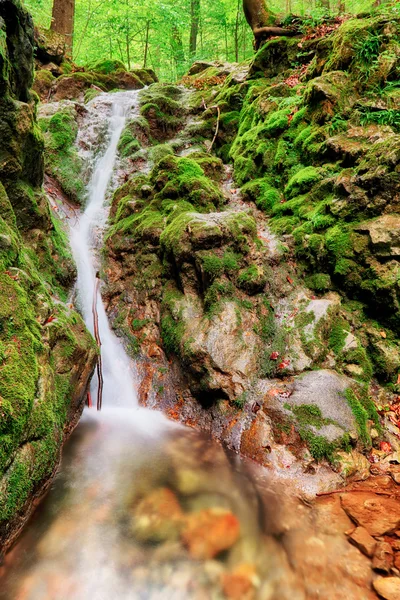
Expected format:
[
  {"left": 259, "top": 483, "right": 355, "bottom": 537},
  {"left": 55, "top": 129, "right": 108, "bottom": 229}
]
[
  {"left": 179, "top": 297, "right": 259, "bottom": 400},
  {"left": 373, "top": 576, "right": 400, "bottom": 600},
  {"left": 130, "top": 487, "right": 184, "bottom": 543},
  {"left": 273, "top": 369, "right": 358, "bottom": 447},
  {"left": 349, "top": 526, "right": 377, "bottom": 558},
  {"left": 181, "top": 508, "right": 240, "bottom": 559},
  {"left": 372, "top": 542, "right": 394, "bottom": 574},
  {"left": 341, "top": 493, "right": 400, "bottom": 536},
  {"left": 314, "top": 495, "right": 353, "bottom": 536},
  {"left": 335, "top": 451, "right": 371, "bottom": 481},
  {"left": 221, "top": 563, "right": 259, "bottom": 600}
]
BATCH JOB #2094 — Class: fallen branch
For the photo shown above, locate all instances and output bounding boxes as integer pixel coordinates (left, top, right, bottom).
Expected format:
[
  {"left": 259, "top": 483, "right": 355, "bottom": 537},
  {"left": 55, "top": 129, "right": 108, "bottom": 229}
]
[
  {"left": 209, "top": 105, "right": 221, "bottom": 153},
  {"left": 253, "top": 26, "right": 299, "bottom": 38},
  {"left": 92, "top": 275, "right": 104, "bottom": 411},
  {"left": 316, "top": 488, "right": 392, "bottom": 497}
]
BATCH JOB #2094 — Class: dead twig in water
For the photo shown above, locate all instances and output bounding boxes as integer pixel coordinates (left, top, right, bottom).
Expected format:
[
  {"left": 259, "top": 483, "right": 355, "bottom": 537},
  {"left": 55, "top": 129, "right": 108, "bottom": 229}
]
[{"left": 92, "top": 275, "right": 104, "bottom": 411}]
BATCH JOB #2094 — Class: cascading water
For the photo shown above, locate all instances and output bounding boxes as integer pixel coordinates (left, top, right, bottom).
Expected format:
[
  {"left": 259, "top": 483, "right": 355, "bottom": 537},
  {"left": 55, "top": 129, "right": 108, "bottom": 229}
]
[
  {"left": 70, "top": 91, "right": 139, "bottom": 409},
  {"left": 0, "top": 91, "right": 290, "bottom": 600}
]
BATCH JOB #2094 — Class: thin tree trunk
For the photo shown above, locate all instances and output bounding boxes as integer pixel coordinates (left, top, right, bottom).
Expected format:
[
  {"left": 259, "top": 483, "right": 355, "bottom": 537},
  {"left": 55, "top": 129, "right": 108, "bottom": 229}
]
[
  {"left": 225, "top": 22, "right": 229, "bottom": 60},
  {"left": 171, "top": 25, "right": 185, "bottom": 78},
  {"left": 143, "top": 19, "right": 150, "bottom": 67},
  {"left": 189, "top": 0, "right": 200, "bottom": 56},
  {"left": 235, "top": 0, "right": 240, "bottom": 62},
  {"left": 51, "top": 0, "right": 75, "bottom": 56},
  {"left": 126, "top": 20, "right": 131, "bottom": 69}
]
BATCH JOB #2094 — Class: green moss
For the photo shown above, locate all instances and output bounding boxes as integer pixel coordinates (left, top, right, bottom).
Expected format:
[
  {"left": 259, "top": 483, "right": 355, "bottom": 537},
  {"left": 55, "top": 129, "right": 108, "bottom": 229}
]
[
  {"left": 160, "top": 314, "right": 183, "bottom": 355},
  {"left": 118, "top": 125, "right": 141, "bottom": 158},
  {"left": 346, "top": 346, "right": 373, "bottom": 381},
  {"left": 237, "top": 264, "right": 267, "bottom": 293},
  {"left": 284, "top": 166, "right": 321, "bottom": 199},
  {"left": 201, "top": 253, "right": 224, "bottom": 279},
  {"left": 305, "top": 273, "right": 332, "bottom": 291},
  {"left": 300, "top": 429, "right": 350, "bottom": 462},
  {"left": 328, "top": 321, "right": 348, "bottom": 355},
  {"left": 344, "top": 388, "right": 371, "bottom": 447},
  {"left": 149, "top": 144, "right": 174, "bottom": 164},
  {"left": 223, "top": 251, "right": 240, "bottom": 272},
  {"left": 40, "top": 107, "right": 84, "bottom": 204},
  {"left": 204, "top": 279, "right": 235, "bottom": 314},
  {"left": 93, "top": 59, "right": 126, "bottom": 74}
]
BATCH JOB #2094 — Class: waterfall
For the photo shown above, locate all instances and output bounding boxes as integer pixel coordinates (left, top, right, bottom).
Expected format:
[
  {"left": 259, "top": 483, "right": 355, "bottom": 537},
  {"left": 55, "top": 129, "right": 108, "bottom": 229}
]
[{"left": 69, "top": 91, "right": 139, "bottom": 409}]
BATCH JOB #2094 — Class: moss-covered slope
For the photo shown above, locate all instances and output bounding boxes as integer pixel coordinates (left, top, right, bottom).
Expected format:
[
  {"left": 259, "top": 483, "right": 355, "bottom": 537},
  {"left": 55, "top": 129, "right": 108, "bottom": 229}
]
[
  {"left": 103, "top": 16, "right": 400, "bottom": 472},
  {"left": 0, "top": 0, "right": 97, "bottom": 552}
]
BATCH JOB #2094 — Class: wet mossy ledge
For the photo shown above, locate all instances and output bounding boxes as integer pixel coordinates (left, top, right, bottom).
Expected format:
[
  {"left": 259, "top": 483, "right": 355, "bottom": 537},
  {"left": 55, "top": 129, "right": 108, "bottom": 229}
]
[
  {"left": 32, "top": 29, "right": 158, "bottom": 103},
  {"left": 0, "top": 1, "right": 97, "bottom": 553}
]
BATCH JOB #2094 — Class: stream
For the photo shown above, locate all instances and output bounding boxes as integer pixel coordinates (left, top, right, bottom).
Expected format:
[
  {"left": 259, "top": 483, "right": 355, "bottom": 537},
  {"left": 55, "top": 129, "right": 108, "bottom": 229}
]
[{"left": 0, "top": 91, "right": 288, "bottom": 600}]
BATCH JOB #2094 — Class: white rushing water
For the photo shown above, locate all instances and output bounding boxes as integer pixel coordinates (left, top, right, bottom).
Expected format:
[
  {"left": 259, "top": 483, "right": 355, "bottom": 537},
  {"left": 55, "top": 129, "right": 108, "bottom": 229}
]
[{"left": 69, "top": 91, "right": 139, "bottom": 409}]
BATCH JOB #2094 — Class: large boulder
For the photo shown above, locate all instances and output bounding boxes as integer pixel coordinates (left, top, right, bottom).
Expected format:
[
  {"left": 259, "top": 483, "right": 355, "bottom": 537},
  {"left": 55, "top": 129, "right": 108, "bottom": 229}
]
[{"left": 34, "top": 27, "right": 65, "bottom": 65}]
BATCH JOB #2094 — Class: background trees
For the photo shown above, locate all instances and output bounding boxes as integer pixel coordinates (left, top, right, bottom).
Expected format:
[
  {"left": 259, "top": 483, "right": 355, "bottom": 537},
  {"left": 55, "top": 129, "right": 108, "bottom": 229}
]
[{"left": 25, "top": 0, "right": 381, "bottom": 79}]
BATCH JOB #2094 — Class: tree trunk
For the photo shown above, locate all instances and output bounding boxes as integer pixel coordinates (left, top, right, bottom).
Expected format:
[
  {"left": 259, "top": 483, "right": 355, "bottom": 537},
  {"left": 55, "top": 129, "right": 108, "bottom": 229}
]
[
  {"left": 51, "top": 0, "right": 75, "bottom": 56},
  {"left": 242, "top": 0, "right": 298, "bottom": 49},
  {"left": 171, "top": 25, "right": 185, "bottom": 78},
  {"left": 143, "top": 20, "right": 150, "bottom": 68},
  {"left": 234, "top": 0, "right": 240, "bottom": 62},
  {"left": 189, "top": 0, "right": 200, "bottom": 56}
]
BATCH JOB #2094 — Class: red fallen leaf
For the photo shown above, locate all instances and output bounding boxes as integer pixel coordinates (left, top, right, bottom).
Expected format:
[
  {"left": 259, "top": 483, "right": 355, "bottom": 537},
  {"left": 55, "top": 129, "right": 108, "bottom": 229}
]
[
  {"left": 311, "top": 295, "right": 316, "bottom": 300},
  {"left": 280, "top": 198, "right": 286, "bottom": 204},
  {"left": 270, "top": 351, "right": 280, "bottom": 360},
  {"left": 380, "top": 441, "right": 392, "bottom": 453},
  {"left": 4, "top": 270, "right": 18, "bottom": 280},
  {"left": 286, "top": 276, "right": 294, "bottom": 285},
  {"left": 44, "top": 314, "right": 56, "bottom": 325},
  {"left": 278, "top": 359, "right": 290, "bottom": 370}
]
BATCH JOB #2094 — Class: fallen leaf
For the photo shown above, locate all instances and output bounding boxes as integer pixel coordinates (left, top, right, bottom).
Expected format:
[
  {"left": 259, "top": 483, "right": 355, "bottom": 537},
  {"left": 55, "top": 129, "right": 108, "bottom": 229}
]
[
  {"left": 380, "top": 441, "right": 392, "bottom": 453},
  {"left": 270, "top": 351, "right": 280, "bottom": 360},
  {"left": 278, "top": 359, "right": 290, "bottom": 370},
  {"left": 286, "top": 276, "right": 294, "bottom": 285},
  {"left": 380, "top": 331, "right": 387, "bottom": 338}
]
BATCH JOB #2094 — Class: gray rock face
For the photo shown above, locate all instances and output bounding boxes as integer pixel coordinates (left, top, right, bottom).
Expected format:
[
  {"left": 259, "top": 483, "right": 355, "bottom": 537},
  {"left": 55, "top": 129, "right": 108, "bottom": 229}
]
[
  {"left": 355, "top": 214, "right": 400, "bottom": 257},
  {"left": 289, "top": 370, "right": 356, "bottom": 434}
]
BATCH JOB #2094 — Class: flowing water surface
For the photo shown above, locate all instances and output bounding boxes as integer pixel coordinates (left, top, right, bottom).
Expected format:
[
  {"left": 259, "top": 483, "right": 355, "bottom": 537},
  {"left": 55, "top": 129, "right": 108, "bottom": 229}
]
[{"left": 0, "top": 92, "right": 281, "bottom": 599}]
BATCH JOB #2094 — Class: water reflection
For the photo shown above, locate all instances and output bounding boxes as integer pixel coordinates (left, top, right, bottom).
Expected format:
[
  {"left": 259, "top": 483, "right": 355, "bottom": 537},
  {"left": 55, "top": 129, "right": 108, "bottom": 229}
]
[{"left": 0, "top": 408, "right": 278, "bottom": 600}]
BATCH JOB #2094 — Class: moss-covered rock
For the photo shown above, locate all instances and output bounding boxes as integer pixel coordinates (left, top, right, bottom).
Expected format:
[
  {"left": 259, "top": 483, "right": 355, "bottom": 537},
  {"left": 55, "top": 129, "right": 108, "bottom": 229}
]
[
  {"left": 0, "top": 0, "right": 97, "bottom": 553},
  {"left": 38, "top": 104, "right": 84, "bottom": 204}
]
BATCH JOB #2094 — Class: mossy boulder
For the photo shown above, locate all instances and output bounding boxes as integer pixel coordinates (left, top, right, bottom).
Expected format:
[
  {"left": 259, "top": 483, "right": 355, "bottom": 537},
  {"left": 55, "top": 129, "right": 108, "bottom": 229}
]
[
  {"left": 34, "top": 26, "right": 65, "bottom": 65},
  {"left": 38, "top": 104, "right": 84, "bottom": 204},
  {"left": 0, "top": 0, "right": 98, "bottom": 553},
  {"left": 92, "top": 59, "right": 126, "bottom": 74}
]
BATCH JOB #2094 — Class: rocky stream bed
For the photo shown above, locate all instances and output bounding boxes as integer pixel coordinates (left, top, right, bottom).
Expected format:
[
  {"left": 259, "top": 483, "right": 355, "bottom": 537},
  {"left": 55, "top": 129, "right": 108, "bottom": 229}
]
[{"left": 1, "top": 2, "right": 400, "bottom": 598}]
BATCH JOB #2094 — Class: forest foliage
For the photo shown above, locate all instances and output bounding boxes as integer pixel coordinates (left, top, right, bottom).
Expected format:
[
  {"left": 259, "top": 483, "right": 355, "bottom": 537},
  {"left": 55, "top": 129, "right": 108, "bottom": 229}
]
[{"left": 25, "top": 0, "right": 379, "bottom": 80}]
